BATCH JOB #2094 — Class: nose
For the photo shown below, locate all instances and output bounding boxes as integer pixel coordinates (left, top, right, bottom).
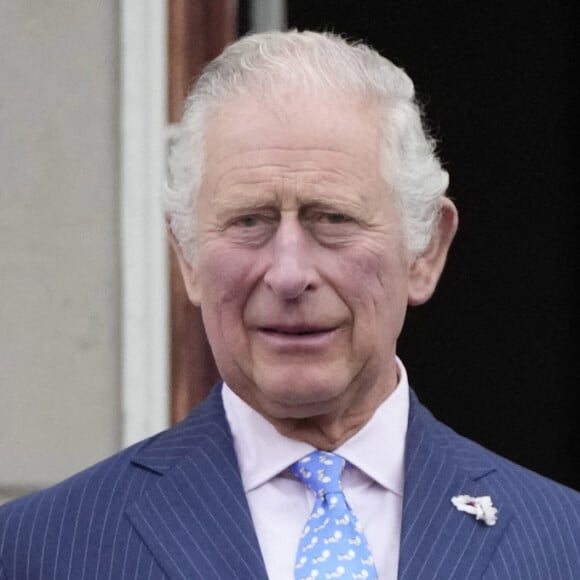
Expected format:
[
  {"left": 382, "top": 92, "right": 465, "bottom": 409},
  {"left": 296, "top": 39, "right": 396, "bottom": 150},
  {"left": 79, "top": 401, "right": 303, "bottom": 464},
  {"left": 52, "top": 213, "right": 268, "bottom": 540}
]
[{"left": 263, "top": 216, "right": 319, "bottom": 300}]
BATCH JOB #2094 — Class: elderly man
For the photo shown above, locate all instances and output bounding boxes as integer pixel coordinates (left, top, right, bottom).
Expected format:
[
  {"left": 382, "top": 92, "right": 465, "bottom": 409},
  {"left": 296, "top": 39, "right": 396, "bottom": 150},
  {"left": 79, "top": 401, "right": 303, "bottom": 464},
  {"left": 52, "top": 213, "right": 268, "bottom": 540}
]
[{"left": 1, "top": 30, "right": 578, "bottom": 580}]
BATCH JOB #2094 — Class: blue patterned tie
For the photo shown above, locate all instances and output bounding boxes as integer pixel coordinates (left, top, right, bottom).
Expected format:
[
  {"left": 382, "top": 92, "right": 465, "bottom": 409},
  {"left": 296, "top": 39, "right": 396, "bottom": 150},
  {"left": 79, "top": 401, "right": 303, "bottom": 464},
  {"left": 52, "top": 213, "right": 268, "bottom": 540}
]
[{"left": 291, "top": 450, "right": 378, "bottom": 580}]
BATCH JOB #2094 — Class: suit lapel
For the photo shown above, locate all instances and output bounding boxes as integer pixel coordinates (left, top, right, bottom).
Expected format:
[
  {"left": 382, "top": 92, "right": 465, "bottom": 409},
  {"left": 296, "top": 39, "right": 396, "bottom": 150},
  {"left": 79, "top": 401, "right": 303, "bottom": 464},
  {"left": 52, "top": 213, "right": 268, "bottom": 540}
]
[
  {"left": 398, "top": 392, "right": 512, "bottom": 579},
  {"left": 126, "top": 386, "right": 268, "bottom": 580},
  {"left": 123, "top": 384, "right": 513, "bottom": 578}
]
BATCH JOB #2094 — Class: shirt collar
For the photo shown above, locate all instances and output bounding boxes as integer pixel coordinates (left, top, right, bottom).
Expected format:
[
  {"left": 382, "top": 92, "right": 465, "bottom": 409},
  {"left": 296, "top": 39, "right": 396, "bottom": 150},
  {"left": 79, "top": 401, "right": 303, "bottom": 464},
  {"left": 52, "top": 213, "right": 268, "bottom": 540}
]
[
  {"left": 336, "top": 359, "right": 409, "bottom": 496},
  {"left": 222, "top": 357, "right": 409, "bottom": 496}
]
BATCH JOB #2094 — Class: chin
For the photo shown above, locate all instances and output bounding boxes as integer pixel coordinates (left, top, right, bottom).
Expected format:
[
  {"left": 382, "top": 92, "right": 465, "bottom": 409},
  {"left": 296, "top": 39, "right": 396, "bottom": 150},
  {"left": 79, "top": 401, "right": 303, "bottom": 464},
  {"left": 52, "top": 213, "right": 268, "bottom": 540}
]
[{"left": 257, "top": 376, "right": 348, "bottom": 416}]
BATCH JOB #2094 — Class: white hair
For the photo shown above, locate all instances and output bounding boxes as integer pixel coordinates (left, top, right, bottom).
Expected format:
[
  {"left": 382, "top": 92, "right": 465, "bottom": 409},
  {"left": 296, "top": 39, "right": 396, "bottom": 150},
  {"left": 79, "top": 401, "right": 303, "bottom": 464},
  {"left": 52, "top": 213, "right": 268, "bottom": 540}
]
[{"left": 165, "top": 29, "right": 449, "bottom": 263}]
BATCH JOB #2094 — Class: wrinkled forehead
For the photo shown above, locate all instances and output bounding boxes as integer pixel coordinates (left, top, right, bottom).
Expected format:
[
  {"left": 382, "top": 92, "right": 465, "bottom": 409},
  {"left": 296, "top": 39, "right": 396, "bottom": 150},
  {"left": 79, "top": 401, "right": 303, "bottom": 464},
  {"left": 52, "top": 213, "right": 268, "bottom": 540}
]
[
  {"left": 203, "top": 89, "right": 384, "bottom": 165},
  {"left": 195, "top": 91, "right": 395, "bottom": 224}
]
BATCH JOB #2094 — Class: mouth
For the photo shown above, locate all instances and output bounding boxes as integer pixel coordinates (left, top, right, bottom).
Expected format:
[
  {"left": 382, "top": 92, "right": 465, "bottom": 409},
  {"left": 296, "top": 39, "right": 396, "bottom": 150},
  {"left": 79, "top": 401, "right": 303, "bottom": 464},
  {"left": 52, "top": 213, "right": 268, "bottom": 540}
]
[
  {"left": 255, "top": 325, "right": 339, "bottom": 351},
  {"left": 258, "top": 326, "right": 334, "bottom": 336}
]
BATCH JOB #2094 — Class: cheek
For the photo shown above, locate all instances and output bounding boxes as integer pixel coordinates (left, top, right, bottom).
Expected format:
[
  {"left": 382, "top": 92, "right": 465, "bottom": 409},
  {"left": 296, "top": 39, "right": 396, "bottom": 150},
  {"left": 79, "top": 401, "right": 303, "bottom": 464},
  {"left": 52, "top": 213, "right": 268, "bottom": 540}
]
[
  {"left": 200, "top": 246, "right": 256, "bottom": 302},
  {"left": 332, "top": 247, "right": 409, "bottom": 316},
  {"left": 197, "top": 251, "right": 249, "bottom": 359},
  {"left": 198, "top": 246, "right": 265, "bottom": 350}
]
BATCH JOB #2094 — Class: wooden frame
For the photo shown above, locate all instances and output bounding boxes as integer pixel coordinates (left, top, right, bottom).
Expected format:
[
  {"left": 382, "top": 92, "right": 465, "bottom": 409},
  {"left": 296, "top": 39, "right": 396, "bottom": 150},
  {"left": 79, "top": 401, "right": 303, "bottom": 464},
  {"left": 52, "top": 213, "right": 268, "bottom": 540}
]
[{"left": 168, "top": 0, "right": 238, "bottom": 423}]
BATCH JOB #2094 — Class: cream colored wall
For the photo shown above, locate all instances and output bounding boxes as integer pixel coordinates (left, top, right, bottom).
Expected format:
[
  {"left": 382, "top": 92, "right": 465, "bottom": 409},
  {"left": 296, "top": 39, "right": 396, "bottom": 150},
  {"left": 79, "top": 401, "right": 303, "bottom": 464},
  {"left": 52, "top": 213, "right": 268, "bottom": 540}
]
[{"left": 0, "top": 1, "right": 121, "bottom": 501}]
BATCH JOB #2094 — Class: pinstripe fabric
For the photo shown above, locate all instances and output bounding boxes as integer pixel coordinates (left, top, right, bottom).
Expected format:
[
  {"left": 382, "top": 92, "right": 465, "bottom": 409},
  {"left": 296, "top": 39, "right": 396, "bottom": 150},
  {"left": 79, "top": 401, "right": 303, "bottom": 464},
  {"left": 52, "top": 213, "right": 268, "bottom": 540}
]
[
  {"left": 0, "top": 387, "right": 268, "bottom": 580},
  {"left": 1, "top": 385, "right": 578, "bottom": 579},
  {"left": 399, "top": 391, "right": 580, "bottom": 579}
]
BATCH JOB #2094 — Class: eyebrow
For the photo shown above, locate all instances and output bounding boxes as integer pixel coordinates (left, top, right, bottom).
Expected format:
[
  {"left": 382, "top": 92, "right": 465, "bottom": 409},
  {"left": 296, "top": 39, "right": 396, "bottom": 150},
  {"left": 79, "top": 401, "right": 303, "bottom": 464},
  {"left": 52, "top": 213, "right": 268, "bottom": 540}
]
[
  {"left": 212, "top": 197, "right": 277, "bottom": 221},
  {"left": 211, "top": 190, "right": 369, "bottom": 219},
  {"left": 298, "top": 196, "right": 360, "bottom": 209}
]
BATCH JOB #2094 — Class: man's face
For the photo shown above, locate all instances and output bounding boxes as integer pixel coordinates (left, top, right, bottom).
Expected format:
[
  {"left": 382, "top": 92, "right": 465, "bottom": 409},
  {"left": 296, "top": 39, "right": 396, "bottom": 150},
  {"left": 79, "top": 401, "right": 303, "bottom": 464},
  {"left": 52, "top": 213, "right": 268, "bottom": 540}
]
[{"left": 178, "top": 92, "right": 427, "bottom": 423}]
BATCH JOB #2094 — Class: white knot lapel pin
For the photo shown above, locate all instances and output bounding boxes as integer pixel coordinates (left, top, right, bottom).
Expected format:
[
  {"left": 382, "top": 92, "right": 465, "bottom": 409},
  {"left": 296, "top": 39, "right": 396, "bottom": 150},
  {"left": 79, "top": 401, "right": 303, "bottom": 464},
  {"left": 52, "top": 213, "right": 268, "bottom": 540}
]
[{"left": 451, "top": 494, "right": 498, "bottom": 526}]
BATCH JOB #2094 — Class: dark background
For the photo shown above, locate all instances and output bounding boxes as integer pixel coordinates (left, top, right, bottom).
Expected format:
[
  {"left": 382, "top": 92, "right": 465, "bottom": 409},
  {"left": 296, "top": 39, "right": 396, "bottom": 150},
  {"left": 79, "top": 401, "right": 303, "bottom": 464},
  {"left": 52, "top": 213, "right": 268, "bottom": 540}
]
[{"left": 239, "top": 1, "right": 579, "bottom": 490}]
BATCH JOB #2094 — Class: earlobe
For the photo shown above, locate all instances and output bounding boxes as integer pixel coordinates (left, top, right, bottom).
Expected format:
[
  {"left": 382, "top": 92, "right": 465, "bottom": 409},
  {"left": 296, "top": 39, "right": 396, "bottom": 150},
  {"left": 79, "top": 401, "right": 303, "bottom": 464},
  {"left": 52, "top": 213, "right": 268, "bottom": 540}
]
[
  {"left": 166, "top": 219, "right": 202, "bottom": 306},
  {"left": 407, "top": 198, "right": 458, "bottom": 306}
]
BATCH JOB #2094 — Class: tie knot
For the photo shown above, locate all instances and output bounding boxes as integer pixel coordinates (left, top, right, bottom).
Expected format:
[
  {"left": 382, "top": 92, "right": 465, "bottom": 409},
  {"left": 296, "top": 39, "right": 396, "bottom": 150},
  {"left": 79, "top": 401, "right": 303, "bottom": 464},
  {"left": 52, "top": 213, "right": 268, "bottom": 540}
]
[{"left": 291, "top": 450, "right": 346, "bottom": 497}]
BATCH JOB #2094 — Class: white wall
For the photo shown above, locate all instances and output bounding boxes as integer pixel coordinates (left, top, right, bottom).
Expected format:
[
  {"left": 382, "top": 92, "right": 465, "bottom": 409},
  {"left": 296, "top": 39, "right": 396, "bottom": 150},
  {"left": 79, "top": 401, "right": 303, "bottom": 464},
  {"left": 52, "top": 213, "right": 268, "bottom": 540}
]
[{"left": 0, "top": 0, "right": 121, "bottom": 501}]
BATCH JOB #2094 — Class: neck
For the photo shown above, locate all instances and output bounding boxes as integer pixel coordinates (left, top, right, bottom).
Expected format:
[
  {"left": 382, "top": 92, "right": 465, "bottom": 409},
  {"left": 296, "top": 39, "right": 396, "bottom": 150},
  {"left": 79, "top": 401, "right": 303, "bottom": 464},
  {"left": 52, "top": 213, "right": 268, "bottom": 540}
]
[
  {"left": 226, "top": 360, "right": 400, "bottom": 450},
  {"left": 270, "top": 382, "right": 394, "bottom": 450}
]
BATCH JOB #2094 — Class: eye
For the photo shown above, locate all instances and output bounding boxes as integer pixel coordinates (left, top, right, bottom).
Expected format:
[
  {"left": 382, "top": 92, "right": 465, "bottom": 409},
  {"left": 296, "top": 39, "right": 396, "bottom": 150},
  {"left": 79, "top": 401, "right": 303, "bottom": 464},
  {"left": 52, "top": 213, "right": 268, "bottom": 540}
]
[
  {"left": 224, "top": 211, "right": 277, "bottom": 246},
  {"left": 305, "top": 208, "right": 360, "bottom": 246},
  {"left": 233, "top": 214, "right": 260, "bottom": 227},
  {"left": 321, "top": 212, "right": 352, "bottom": 224}
]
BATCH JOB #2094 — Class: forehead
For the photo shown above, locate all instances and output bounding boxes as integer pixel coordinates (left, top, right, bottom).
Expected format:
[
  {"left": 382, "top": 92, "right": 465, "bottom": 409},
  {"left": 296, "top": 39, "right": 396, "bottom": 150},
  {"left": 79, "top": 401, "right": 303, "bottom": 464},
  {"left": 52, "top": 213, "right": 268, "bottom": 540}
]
[{"left": 202, "top": 90, "right": 384, "bottom": 178}]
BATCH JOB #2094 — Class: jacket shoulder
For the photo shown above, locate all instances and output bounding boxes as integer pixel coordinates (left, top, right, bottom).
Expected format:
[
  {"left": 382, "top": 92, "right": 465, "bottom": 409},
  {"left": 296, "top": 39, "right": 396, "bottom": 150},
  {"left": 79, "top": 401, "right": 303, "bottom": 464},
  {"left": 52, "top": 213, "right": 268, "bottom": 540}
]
[
  {"left": 0, "top": 384, "right": 227, "bottom": 526},
  {"left": 0, "top": 435, "right": 155, "bottom": 533},
  {"left": 413, "top": 395, "right": 580, "bottom": 559},
  {"left": 412, "top": 391, "right": 579, "bottom": 498},
  {"left": 0, "top": 387, "right": 231, "bottom": 578}
]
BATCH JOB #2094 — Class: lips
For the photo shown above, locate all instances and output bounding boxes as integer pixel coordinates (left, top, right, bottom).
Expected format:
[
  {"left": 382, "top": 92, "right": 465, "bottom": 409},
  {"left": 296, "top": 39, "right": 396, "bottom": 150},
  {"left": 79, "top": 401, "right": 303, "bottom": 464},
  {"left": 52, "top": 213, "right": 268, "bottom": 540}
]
[
  {"left": 257, "top": 325, "right": 334, "bottom": 336},
  {"left": 253, "top": 323, "right": 340, "bottom": 352}
]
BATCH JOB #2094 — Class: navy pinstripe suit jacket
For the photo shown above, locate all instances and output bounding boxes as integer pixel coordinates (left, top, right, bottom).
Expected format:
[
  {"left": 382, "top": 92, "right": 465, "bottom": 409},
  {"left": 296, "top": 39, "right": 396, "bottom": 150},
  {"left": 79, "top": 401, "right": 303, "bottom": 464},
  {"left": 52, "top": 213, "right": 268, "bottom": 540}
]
[{"left": 1, "top": 385, "right": 579, "bottom": 579}]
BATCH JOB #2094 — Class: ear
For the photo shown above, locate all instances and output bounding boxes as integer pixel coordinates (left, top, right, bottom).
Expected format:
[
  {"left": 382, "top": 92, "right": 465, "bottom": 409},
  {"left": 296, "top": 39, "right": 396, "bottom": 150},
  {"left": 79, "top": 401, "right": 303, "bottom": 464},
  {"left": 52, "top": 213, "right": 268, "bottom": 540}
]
[
  {"left": 407, "top": 197, "right": 458, "bottom": 305},
  {"left": 166, "top": 218, "right": 202, "bottom": 306}
]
